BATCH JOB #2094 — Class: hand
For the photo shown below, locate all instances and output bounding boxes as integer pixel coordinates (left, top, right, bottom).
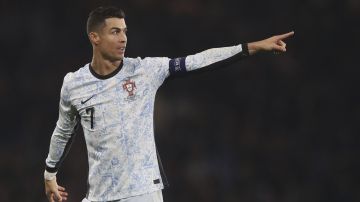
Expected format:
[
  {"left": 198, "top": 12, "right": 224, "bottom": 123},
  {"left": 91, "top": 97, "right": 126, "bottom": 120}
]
[
  {"left": 44, "top": 177, "right": 68, "bottom": 202},
  {"left": 248, "top": 31, "right": 294, "bottom": 55}
]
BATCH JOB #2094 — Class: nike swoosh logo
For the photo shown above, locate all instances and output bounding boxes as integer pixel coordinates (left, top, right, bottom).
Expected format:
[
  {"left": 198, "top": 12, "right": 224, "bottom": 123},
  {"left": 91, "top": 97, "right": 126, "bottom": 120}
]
[{"left": 81, "top": 95, "right": 95, "bottom": 104}]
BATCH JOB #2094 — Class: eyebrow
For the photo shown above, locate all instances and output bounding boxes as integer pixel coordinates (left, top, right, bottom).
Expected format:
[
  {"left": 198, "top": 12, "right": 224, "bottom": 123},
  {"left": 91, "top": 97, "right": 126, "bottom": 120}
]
[{"left": 110, "top": 27, "right": 127, "bottom": 31}]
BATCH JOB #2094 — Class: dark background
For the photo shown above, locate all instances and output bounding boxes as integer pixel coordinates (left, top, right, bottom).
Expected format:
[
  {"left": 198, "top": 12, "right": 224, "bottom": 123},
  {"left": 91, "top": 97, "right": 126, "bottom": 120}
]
[{"left": 1, "top": 0, "right": 359, "bottom": 201}]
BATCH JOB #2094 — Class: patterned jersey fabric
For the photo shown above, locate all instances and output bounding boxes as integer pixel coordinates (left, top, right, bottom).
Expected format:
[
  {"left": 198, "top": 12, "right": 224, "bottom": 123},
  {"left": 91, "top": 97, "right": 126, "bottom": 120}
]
[{"left": 45, "top": 44, "right": 244, "bottom": 201}]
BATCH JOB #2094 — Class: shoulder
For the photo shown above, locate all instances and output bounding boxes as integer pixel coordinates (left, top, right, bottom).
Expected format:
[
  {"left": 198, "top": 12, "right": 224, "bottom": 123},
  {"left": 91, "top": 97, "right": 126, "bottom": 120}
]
[
  {"left": 140, "top": 57, "right": 170, "bottom": 67},
  {"left": 62, "top": 64, "right": 90, "bottom": 88},
  {"left": 123, "top": 57, "right": 141, "bottom": 70},
  {"left": 124, "top": 57, "right": 170, "bottom": 72},
  {"left": 142, "top": 57, "right": 170, "bottom": 63},
  {"left": 125, "top": 56, "right": 169, "bottom": 64}
]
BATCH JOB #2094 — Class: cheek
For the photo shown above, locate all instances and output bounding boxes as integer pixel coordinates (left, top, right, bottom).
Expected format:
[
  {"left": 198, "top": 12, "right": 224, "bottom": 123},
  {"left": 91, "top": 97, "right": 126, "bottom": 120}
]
[{"left": 100, "top": 40, "right": 115, "bottom": 51}]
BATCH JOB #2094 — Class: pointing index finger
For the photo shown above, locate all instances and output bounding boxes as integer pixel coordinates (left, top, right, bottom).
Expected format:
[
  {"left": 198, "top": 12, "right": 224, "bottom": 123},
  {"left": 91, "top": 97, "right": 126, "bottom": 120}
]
[{"left": 277, "top": 31, "right": 295, "bottom": 40}]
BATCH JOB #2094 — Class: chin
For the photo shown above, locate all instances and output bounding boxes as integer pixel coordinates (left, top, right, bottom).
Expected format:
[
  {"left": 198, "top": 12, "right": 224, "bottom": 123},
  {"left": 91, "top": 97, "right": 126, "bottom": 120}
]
[
  {"left": 111, "top": 55, "right": 124, "bottom": 61},
  {"left": 117, "top": 54, "right": 125, "bottom": 60}
]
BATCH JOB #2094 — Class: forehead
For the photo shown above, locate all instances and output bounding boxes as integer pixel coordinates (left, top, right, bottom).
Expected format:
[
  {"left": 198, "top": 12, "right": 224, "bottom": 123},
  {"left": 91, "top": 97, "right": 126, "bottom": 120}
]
[{"left": 103, "top": 18, "right": 126, "bottom": 29}]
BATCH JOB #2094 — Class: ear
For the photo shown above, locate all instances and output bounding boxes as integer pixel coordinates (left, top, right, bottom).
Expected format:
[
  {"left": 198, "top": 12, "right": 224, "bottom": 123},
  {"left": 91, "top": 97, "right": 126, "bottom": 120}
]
[{"left": 89, "top": 32, "right": 100, "bottom": 45}]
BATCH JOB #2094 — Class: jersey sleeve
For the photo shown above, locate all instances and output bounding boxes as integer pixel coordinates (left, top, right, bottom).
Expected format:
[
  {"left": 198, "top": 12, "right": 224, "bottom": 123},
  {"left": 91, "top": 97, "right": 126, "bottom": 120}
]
[
  {"left": 142, "top": 44, "right": 249, "bottom": 87},
  {"left": 45, "top": 73, "right": 79, "bottom": 173},
  {"left": 169, "top": 43, "right": 249, "bottom": 76},
  {"left": 142, "top": 57, "right": 171, "bottom": 88}
]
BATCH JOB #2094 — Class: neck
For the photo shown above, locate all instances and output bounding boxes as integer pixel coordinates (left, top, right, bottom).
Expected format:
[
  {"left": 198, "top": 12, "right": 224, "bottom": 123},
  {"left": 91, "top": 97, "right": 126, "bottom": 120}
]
[{"left": 90, "top": 52, "right": 122, "bottom": 76}]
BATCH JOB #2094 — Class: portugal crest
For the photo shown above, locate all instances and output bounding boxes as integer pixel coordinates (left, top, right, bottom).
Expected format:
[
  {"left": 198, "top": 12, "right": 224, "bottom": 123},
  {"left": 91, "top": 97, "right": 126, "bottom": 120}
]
[{"left": 122, "top": 78, "right": 137, "bottom": 99}]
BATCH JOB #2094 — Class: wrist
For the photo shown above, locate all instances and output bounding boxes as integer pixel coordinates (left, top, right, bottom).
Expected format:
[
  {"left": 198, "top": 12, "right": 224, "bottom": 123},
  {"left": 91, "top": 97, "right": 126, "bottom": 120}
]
[
  {"left": 247, "top": 42, "right": 261, "bottom": 55},
  {"left": 44, "top": 170, "right": 57, "bottom": 181}
]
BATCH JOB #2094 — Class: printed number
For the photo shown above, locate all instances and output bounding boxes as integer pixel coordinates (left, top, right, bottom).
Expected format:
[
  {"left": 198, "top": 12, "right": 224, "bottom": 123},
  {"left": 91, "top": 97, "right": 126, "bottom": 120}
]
[{"left": 86, "top": 107, "right": 95, "bottom": 129}]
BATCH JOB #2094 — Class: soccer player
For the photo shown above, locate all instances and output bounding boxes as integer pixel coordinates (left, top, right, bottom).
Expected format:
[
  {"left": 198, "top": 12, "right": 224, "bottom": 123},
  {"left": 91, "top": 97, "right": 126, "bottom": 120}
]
[{"left": 44, "top": 6, "right": 294, "bottom": 202}]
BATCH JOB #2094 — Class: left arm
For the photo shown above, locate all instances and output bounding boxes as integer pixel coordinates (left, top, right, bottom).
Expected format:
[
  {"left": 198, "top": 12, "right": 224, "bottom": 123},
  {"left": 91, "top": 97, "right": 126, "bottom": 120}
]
[
  {"left": 168, "top": 31, "right": 294, "bottom": 76},
  {"left": 169, "top": 43, "right": 248, "bottom": 75}
]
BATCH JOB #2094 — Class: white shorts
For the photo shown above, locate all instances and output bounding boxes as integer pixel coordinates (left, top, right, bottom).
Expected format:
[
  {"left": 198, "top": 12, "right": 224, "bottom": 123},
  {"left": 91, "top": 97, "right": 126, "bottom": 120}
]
[{"left": 82, "top": 190, "right": 163, "bottom": 202}]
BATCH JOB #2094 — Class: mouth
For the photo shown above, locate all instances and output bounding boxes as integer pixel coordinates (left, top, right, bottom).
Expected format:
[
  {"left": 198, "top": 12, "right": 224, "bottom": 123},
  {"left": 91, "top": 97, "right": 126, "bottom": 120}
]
[{"left": 117, "top": 46, "right": 126, "bottom": 54}]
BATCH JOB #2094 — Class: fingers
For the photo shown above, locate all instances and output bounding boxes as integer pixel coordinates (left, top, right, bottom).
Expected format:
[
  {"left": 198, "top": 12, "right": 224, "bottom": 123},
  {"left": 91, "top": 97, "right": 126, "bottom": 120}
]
[
  {"left": 54, "top": 190, "right": 63, "bottom": 202},
  {"left": 58, "top": 186, "right": 65, "bottom": 191},
  {"left": 59, "top": 190, "right": 68, "bottom": 201},
  {"left": 261, "top": 31, "right": 293, "bottom": 53},
  {"left": 273, "top": 42, "right": 286, "bottom": 52},
  {"left": 47, "top": 191, "right": 56, "bottom": 202},
  {"left": 276, "top": 40, "right": 286, "bottom": 51},
  {"left": 273, "top": 46, "right": 286, "bottom": 52},
  {"left": 277, "top": 40, "right": 286, "bottom": 48},
  {"left": 48, "top": 193, "right": 62, "bottom": 202},
  {"left": 49, "top": 193, "right": 55, "bottom": 202},
  {"left": 277, "top": 31, "right": 294, "bottom": 40},
  {"left": 46, "top": 189, "right": 62, "bottom": 201},
  {"left": 45, "top": 179, "right": 67, "bottom": 202},
  {"left": 57, "top": 185, "right": 68, "bottom": 200}
]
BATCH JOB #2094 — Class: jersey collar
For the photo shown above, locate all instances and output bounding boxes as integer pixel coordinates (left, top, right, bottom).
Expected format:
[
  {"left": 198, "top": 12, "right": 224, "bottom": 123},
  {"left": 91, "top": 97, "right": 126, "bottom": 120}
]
[{"left": 89, "top": 60, "right": 123, "bottom": 80}]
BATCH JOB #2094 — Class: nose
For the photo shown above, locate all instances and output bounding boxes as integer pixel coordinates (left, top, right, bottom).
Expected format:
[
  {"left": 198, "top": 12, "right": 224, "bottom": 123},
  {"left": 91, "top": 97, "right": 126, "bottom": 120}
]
[{"left": 119, "top": 31, "right": 127, "bottom": 43}]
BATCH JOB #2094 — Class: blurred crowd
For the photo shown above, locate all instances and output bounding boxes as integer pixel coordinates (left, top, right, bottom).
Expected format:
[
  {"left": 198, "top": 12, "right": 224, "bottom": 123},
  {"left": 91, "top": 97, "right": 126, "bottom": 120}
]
[{"left": 0, "top": 0, "right": 359, "bottom": 201}]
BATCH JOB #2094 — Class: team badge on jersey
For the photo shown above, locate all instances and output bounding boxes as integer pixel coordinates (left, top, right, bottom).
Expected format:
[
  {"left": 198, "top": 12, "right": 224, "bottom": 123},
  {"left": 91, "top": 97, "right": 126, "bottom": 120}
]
[{"left": 123, "top": 78, "right": 137, "bottom": 101}]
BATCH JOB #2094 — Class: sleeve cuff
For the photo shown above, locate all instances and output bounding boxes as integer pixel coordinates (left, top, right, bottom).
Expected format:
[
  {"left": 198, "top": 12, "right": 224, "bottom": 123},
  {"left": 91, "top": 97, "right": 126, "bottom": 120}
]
[
  {"left": 45, "top": 165, "right": 58, "bottom": 173},
  {"left": 240, "top": 43, "right": 249, "bottom": 58}
]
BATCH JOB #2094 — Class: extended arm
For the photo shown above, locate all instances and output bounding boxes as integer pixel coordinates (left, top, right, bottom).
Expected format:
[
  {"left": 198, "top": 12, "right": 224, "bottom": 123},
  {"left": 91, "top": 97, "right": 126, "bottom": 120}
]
[{"left": 168, "top": 31, "right": 294, "bottom": 76}]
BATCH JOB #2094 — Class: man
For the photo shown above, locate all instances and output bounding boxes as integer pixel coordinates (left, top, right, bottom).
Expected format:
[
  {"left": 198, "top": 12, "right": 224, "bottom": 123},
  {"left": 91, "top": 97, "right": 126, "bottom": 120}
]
[{"left": 44, "top": 6, "right": 294, "bottom": 202}]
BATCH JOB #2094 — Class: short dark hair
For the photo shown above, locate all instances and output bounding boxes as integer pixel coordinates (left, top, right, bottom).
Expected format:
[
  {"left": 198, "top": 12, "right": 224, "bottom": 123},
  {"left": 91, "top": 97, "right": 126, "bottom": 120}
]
[{"left": 86, "top": 6, "right": 125, "bottom": 34}]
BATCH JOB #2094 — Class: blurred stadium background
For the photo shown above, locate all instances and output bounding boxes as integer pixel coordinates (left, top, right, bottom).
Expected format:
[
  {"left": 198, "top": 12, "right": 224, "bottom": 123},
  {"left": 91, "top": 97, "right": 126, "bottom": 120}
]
[{"left": 0, "top": 0, "right": 359, "bottom": 201}]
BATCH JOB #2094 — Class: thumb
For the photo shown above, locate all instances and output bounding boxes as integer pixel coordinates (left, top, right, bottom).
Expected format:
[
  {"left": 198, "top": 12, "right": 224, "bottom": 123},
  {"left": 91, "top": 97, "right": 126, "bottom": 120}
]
[{"left": 54, "top": 190, "right": 62, "bottom": 201}]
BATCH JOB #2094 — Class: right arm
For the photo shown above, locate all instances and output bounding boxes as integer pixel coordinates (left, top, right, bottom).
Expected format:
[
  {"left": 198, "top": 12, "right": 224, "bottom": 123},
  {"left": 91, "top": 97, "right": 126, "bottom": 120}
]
[{"left": 44, "top": 74, "right": 78, "bottom": 202}]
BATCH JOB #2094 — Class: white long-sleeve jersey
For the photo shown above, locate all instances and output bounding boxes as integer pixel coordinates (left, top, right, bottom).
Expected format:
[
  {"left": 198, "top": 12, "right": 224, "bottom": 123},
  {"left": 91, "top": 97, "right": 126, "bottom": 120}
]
[{"left": 45, "top": 44, "right": 248, "bottom": 201}]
